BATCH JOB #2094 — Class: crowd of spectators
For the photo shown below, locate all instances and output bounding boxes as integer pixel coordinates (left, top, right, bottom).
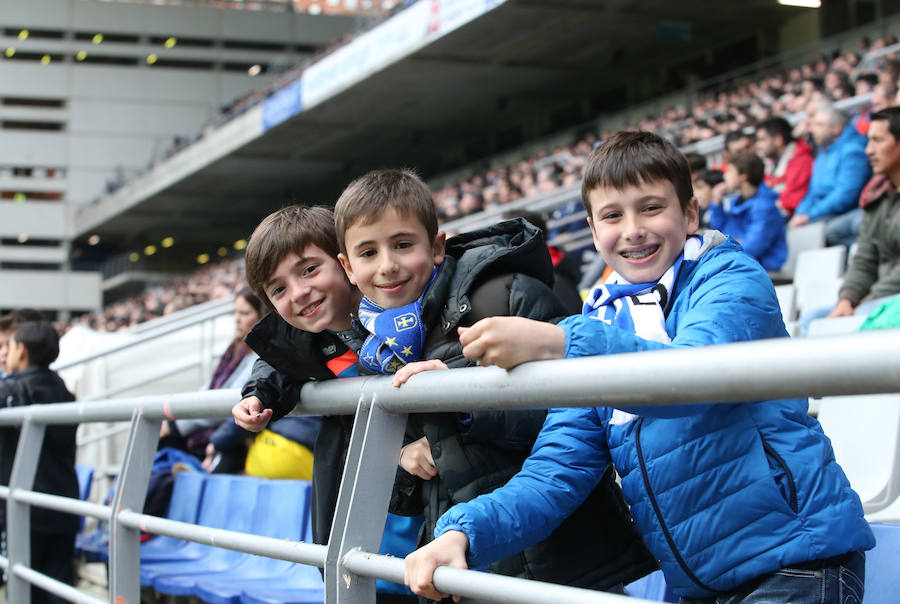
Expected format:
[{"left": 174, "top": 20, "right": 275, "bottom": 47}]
[
  {"left": 433, "top": 34, "right": 900, "bottom": 222},
  {"left": 75, "top": 32, "right": 900, "bottom": 334},
  {"left": 64, "top": 258, "right": 245, "bottom": 334}
]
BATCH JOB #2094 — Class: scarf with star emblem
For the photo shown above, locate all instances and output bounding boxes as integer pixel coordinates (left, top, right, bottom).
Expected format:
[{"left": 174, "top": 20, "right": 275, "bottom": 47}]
[{"left": 356, "top": 267, "right": 439, "bottom": 374}]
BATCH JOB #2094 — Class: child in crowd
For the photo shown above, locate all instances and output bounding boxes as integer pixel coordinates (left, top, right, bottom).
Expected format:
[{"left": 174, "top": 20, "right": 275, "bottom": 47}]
[
  {"left": 708, "top": 150, "right": 788, "bottom": 272},
  {"left": 333, "top": 169, "right": 655, "bottom": 593},
  {"left": 0, "top": 319, "right": 79, "bottom": 604},
  {"left": 404, "top": 131, "right": 874, "bottom": 603},
  {"left": 230, "top": 205, "right": 420, "bottom": 603}
]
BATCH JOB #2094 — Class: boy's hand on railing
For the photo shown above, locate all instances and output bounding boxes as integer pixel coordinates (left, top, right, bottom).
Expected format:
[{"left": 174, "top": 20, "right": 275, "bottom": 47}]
[
  {"left": 399, "top": 436, "right": 437, "bottom": 479},
  {"left": 392, "top": 359, "right": 449, "bottom": 387},
  {"left": 459, "top": 317, "right": 566, "bottom": 369},
  {"left": 405, "top": 530, "right": 469, "bottom": 602},
  {"left": 232, "top": 396, "right": 272, "bottom": 432}
]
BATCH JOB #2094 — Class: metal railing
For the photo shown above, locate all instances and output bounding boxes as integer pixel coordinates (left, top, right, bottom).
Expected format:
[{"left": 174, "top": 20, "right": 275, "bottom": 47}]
[{"left": 2, "top": 329, "right": 900, "bottom": 603}]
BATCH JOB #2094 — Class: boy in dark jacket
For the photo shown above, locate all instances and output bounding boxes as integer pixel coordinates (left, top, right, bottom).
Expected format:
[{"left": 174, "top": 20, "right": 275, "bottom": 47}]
[
  {"left": 334, "top": 169, "right": 655, "bottom": 593},
  {"left": 1, "top": 320, "right": 78, "bottom": 604},
  {"left": 231, "top": 205, "right": 420, "bottom": 603}
]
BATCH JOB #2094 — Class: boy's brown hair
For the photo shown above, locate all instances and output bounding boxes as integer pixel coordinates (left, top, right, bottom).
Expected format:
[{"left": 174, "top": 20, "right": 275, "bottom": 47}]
[
  {"left": 581, "top": 131, "right": 694, "bottom": 214},
  {"left": 245, "top": 205, "right": 340, "bottom": 311},
  {"left": 333, "top": 169, "right": 438, "bottom": 255},
  {"left": 730, "top": 151, "right": 765, "bottom": 188}
]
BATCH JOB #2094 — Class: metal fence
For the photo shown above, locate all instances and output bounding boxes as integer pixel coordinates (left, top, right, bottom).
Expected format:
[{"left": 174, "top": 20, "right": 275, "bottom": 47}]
[{"left": 2, "top": 329, "right": 900, "bottom": 603}]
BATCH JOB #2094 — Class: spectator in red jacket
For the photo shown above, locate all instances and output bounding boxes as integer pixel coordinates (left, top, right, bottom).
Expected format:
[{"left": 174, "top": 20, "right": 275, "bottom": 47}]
[{"left": 755, "top": 116, "right": 814, "bottom": 217}]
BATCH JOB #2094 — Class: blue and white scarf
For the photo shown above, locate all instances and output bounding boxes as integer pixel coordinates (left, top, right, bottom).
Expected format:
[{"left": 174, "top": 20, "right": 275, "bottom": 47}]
[
  {"left": 357, "top": 267, "right": 439, "bottom": 374},
  {"left": 583, "top": 236, "right": 703, "bottom": 345}
]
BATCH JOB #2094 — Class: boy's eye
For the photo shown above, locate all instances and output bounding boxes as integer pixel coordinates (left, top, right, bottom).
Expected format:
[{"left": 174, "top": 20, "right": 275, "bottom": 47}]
[
  {"left": 396, "top": 241, "right": 413, "bottom": 249},
  {"left": 269, "top": 285, "right": 285, "bottom": 298},
  {"left": 302, "top": 264, "right": 319, "bottom": 276},
  {"left": 601, "top": 211, "right": 621, "bottom": 221},
  {"left": 358, "top": 249, "right": 376, "bottom": 258}
]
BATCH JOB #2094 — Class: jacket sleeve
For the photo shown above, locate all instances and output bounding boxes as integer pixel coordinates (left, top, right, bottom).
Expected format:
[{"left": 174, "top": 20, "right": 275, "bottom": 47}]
[
  {"left": 435, "top": 407, "right": 611, "bottom": 567},
  {"left": 739, "top": 200, "right": 784, "bottom": 261},
  {"left": 779, "top": 151, "right": 813, "bottom": 213},
  {"left": 559, "top": 251, "right": 782, "bottom": 417},
  {"left": 241, "top": 357, "right": 302, "bottom": 422},
  {"left": 805, "top": 147, "right": 871, "bottom": 220},
  {"left": 839, "top": 205, "right": 881, "bottom": 305},
  {"left": 706, "top": 202, "right": 726, "bottom": 231},
  {"left": 465, "top": 273, "right": 566, "bottom": 447}
]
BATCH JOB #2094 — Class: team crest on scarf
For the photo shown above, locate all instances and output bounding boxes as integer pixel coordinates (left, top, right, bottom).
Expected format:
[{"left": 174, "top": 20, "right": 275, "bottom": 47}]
[
  {"left": 583, "top": 236, "right": 703, "bottom": 345},
  {"left": 357, "top": 267, "right": 439, "bottom": 374}
]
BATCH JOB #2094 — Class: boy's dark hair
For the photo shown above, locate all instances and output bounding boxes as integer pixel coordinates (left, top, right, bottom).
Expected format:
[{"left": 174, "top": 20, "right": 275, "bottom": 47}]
[
  {"left": 334, "top": 169, "right": 437, "bottom": 256},
  {"left": 245, "top": 205, "right": 340, "bottom": 311},
  {"left": 871, "top": 107, "right": 900, "bottom": 141},
  {"left": 13, "top": 321, "right": 60, "bottom": 367},
  {"left": 1, "top": 308, "right": 46, "bottom": 332},
  {"left": 683, "top": 152, "right": 708, "bottom": 175},
  {"left": 757, "top": 117, "right": 794, "bottom": 145},
  {"left": 695, "top": 168, "right": 724, "bottom": 188},
  {"left": 502, "top": 209, "right": 547, "bottom": 238},
  {"left": 581, "top": 131, "right": 693, "bottom": 213},
  {"left": 731, "top": 151, "right": 765, "bottom": 188}
]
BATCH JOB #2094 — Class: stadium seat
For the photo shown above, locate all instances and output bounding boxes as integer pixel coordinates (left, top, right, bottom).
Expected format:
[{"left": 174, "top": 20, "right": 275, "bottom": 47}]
[
  {"left": 773, "top": 284, "right": 797, "bottom": 328},
  {"left": 140, "top": 470, "right": 206, "bottom": 561},
  {"left": 769, "top": 221, "right": 826, "bottom": 283},
  {"left": 75, "top": 464, "right": 94, "bottom": 533},
  {"left": 863, "top": 523, "right": 900, "bottom": 604},
  {"left": 180, "top": 479, "right": 314, "bottom": 604},
  {"left": 624, "top": 570, "right": 678, "bottom": 602},
  {"left": 140, "top": 474, "right": 259, "bottom": 584},
  {"left": 241, "top": 586, "right": 324, "bottom": 604},
  {"left": 818, "top": 394, "right": 900, "bottom": 514},
  {"left": 792, "top": 245, "right": 846, "bottom": 318}
]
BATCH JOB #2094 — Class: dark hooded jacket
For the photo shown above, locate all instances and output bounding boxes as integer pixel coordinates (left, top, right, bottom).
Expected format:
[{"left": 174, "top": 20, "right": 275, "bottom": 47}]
[
  {"left": 0, "top": 366, "right": 79, "bottom": 534},
  {"left": 384, "top": 219, "right": 656, "bottom": 590}
]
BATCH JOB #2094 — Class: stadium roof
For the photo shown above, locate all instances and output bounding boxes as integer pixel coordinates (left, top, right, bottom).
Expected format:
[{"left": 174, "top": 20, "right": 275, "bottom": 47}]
[{"left": 74, "top": 0, "right": 811, "bottom": 261}]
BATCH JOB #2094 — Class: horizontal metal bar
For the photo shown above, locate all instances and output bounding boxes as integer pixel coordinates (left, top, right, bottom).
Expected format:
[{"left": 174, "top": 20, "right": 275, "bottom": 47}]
[
  {"left": 11, "top": 489, "right": 111, "bottom": 521},
  {"left": 11, "top": 563, "right": 107, "bottom": 604},
  {"left": 301, "top": 330, "right": 900, "bottom": 412},
  {"left": 0, "top": 553, "right": 7, "bottom": 570},
  {"left": 342, "top": 551, "right": 652, "bottom": 604},
  {"left": 0, "top": 484, "right": 7, "bottom": 500},
  {"left": 117, "top": 510, "right": 327, "bottom": 568},
  {"left": 3, "top": 330, "right": 900, "bottom": 427},
  {"left": 53, "top": 301, "right": 232, "bottom": 371}
]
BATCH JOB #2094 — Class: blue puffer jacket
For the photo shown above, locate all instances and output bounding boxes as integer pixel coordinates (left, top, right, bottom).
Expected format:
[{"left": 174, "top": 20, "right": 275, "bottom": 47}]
[
  {"left": 435, "top": 233, "right": 874, "bottom": 598},
  {"left": 707, "top": 183, "right": 787, "bottom": 271},
  {"left": 795, "top": 124, "right": 871, "bottom": 220}
]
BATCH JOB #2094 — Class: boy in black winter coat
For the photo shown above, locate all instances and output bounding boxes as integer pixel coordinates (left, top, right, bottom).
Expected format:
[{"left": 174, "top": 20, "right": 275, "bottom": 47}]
[
  {"left": 334, "top": 169, "right": 655, "bottom": 593},
  {"left": 0, "top": 320, "right": 78, "bottom": 604}
]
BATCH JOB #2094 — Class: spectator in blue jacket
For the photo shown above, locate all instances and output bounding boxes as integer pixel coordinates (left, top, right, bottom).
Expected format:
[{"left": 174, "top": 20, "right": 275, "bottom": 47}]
[
  {"left": 403, "top": 131, "right": 873, "bottom": 603},
  {"left": 789, "top": 105, "right": 872, "bottom": 247},
  {"left": 708, "top": 151, "right": 787, "bottom": 271}
]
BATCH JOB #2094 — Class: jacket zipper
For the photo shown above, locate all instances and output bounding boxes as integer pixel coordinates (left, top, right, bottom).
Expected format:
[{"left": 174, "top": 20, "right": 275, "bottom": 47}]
[
  {"left": 635, "top": 419, "right": 717, "bottom": 593},
  {"left": 760, "top": 438, "right": 799, "bottom": 513}
]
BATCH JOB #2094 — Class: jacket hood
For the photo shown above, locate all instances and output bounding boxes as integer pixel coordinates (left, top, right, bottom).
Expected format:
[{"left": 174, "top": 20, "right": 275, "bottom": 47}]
[
  {"left": 243, "top": 313, "right": 340, "bottom": 384},
  {"left": 427, "top": 218, "right": 555, "bottom": 333}
]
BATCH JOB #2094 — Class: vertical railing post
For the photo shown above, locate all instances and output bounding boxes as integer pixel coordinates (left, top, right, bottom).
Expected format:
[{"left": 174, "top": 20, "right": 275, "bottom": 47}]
[
  {"left": 109, "top": 407, "right": 161, "bottom": 601},
  {"left": 6, "top": 418, "right": 46, "bottom": 604},
  {"left": 325, "top": 392, "right": 408, "bottom": 604}
]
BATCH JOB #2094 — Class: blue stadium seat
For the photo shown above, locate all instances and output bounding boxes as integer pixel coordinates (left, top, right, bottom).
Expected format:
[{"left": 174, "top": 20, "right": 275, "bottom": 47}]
[
  {"left": 75, "top": 463, "right": 94, "bottom": 534},
  {"left": 140, "top": 470, "right": 206, "bottom": 561},
  {"left": 175, "top": 479, "right": 314, "bottom": 604},
  {"left": 864, "top": 523, "right": 900, "bottom": 604},
  {"left": 624, "top": 570, "right": 678, "bottom": 602},
  {"left": 241, "top": 585, "right": 324, "bottom": 604},
  {"left": 140, "top": 474, "right": 259, "bottom": 585}
]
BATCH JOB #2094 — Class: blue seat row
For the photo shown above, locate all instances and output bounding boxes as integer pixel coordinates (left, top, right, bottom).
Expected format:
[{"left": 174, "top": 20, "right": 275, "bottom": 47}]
[{"left": 141, "top": 472, "right": 323, "bottom": 604}]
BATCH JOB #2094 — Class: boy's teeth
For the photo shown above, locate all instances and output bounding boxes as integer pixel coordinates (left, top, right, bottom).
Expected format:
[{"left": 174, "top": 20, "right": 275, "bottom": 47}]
[{"left": 622, "top": 247, "right": 655, "bottom": 259}]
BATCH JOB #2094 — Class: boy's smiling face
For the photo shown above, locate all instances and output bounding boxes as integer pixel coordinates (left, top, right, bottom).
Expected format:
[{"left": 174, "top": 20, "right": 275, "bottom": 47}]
[
  {"left": 587, "top": 179, "right": 699, "bottom": 284},
  {"left": 264, "top": 244, "right": 355, "bottom": 333},
  {"left": 339, "top": 206, "right": 446, "bottom": 309}
]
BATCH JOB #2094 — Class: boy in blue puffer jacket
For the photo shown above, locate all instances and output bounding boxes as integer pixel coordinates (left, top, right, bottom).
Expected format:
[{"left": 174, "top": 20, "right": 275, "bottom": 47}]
[
  {"left": 708, "top": 151, "right": 787, "bottom": 272},
  {"left": 403, "top": 131, "right": 874, "bottom": 603}
]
